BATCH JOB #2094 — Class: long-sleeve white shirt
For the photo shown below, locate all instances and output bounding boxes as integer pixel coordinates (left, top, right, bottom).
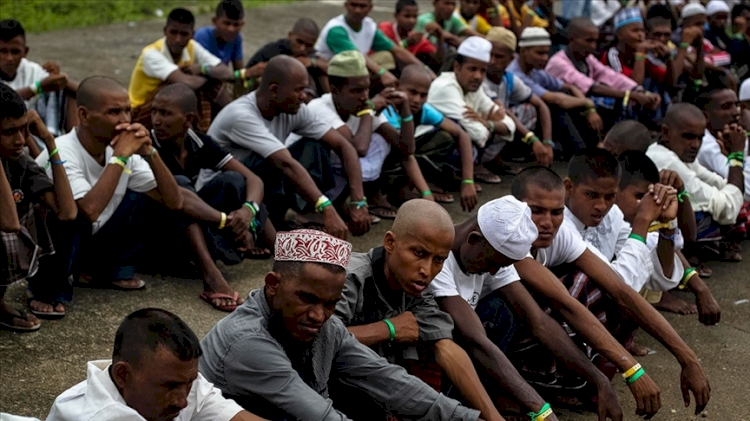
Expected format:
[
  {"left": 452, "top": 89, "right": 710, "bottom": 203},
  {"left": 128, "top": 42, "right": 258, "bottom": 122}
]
[
  {"left": 647, "top": 142, "right": 743, "bottom": 225},
  {"left": 696, "top": 129, "right": 750, "bottom": 202},
  {"left": 426, "top": 72, "right": 515, "bottom": 148},
  {"left": 563, "top": 206, "right": 652, "bottom": 292}
]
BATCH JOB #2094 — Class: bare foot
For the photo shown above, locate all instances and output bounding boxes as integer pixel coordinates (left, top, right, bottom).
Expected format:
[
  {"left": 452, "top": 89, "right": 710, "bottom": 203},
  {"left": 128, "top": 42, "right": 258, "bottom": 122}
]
[
  {"left": 203, "top": 272, "right": 245, "bottom": 310},
  {"left": 29, "top": 300, "right": 65, "bottom": 316},
  {"left": 653, "top": 291, "right": 697, "bottom": 315},
  {"left": 111, "top": 277, "right": 146, "bottom": 290},
  {"left": 627, "top": 341, "right": 649, "bottom": 357}
]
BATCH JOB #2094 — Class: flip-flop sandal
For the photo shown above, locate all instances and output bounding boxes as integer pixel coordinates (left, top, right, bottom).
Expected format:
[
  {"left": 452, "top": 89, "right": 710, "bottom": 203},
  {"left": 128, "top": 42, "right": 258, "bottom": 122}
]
[
  {"left": 432, "top": 190, "right": 455, "bottom": 203},
  {"left": 26, "top": 296, "right": 65, "bottom": 319},
  {"left": 369, "top": 205, "right": 397, "bottom": 220},
  {"left": 370, "top": 214, "right": 381, "bottom": 224},
  {"left": 200, "top": 291, "right": 240, "bottom": 312},
  {"left": 474, "top": 172, "right": 502, "bottom": 184},
  {"left": 0, "top": 309, "right": 41, "bottom": 332},
  {"left": 74, "top": 274, "right": 146, "bottom": 291}
]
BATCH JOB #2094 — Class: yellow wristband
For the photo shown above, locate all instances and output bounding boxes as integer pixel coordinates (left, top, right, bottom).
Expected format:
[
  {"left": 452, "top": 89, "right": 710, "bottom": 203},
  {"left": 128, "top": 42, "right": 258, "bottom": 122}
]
[
  {"left": 218, "top": 212, "right": 227, "bottom": 229},
  {"left": 623, "top": 90, "right": 631, "bottom": 108},
  {"left": 315, "top": 195, "right": 330, "bottom": 210},
  {"left": 108, "top": 156, "right": 132, "bottom": 174},
  {"left": 536, "top": 408, "right": 553, "bottom": 420},
  {"left": 356, "top": 109, "right": 374, "bottom": 117},
  {"left": 523, "top": 131, "right": 536, "bottom": 144},
  {"left": 622, "top": 363, "right": 642, "bottom": 379}
]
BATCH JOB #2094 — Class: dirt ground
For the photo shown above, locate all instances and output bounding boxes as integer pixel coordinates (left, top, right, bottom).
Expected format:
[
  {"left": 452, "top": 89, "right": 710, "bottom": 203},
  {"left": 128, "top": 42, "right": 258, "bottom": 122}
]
[{"left": 1, "top": 1, "right": 749, "bottom": 419}]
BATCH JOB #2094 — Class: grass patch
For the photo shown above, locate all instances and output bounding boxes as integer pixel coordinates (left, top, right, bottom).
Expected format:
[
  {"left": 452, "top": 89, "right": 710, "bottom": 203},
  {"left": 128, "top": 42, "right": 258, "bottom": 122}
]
[{"left": 0, "top": 0, "right": 297, "bottom": 33}]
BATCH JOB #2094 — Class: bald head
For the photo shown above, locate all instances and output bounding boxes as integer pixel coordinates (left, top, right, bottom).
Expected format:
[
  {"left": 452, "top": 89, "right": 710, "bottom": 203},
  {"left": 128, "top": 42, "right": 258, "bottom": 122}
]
[
  {"left": 391, "top": 199, "right": 454, "bottom": 241},
  {"left": 602, "top": 120, "right": 653, "bottom": 155},
  {"left": 663, "top": 103, "right": 705, "bottom": 128},
  {"left": 400, "top": 64, "right": 432, "bottom": 87},
  {"left": 259, "top": 55, "right": 307, "bottom": 91},
  {"left": 77, "top": 76, "right": 127, "bottom": 109},
  {"left": 566, "top": 17, "right": 597, "bottom": 39},
  {"left": 154, "top": 83, "right": 198, "bottom": 114}
]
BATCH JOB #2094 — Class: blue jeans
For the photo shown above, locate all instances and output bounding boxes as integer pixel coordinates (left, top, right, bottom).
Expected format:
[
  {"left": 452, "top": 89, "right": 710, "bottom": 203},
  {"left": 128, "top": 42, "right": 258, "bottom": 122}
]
[{"left": 475, "top": 290, "right": 517, "bottom": 353}]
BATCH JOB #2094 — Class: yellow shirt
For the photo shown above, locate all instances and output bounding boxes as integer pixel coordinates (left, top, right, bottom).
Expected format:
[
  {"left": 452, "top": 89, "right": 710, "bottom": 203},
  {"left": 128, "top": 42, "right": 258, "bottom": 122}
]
[
  {"left": 454, "top": 6, "right": 511, "bottom": 35},
  {"left": 507, "top": 2, "right": 548, "bottom": 28},
  {"left": 128, "top": 38, "right": 197, "bottom": 109}
]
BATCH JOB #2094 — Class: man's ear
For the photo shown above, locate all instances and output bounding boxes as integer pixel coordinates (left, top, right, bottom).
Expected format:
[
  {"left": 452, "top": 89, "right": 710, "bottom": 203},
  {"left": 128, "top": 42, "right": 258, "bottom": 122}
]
[
  {"left": 268, "top": 82, "right": 279, "bottom": 99},
  {"left": 77, "top": 106, "right": 89, "bottom": 127},
  {"left": 563, "top": 177, "right": 574, "bottom": 200},
  {"left": 212, "top": 16, "right": 218, "bottom": 26},
  {"left": 467, "top": 231, "right": 484, "bottom": 245},
  {"left": 383, "top": 231, "right": 396, "bottom": 253},
  {"left": 185, "top": 111, "right": 199, "bottom": 129},
  {"left": 265, "top": 271, "right": 283, "bottom": 297},
  {"left": 22, "top": 46, "right": 29, "bottom": 58},
  {"left": 661, "top": 124, "right": 670, "bottom": 145},
  {"left": 163, "top": 26, "right": 168, "bottom": 36},
  {"left": 111, "top": 361, "right": 131, "bottom": 390},
  {"left": 453, "top": 60, "right": 460, "bottom": 73}
]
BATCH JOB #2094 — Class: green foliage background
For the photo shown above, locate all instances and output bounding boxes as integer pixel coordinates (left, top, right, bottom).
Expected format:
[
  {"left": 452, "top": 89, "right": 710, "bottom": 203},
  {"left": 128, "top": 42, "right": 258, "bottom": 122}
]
[{"left": 0, "top": 0, "right": 295, "bottom": 33}]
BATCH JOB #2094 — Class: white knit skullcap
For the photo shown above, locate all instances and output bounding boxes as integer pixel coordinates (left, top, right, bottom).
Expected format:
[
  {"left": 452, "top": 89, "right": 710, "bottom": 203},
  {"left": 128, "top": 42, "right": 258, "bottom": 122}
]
[
  {"left": 681, "top": 3, "right": 707, "bottom": 18},
  {"left": 477, "top": 196, "right": 538, "bottom": 261},
  {"left": 457, "top": 36, "right": 492, "bottom": 63},
  {"left": 706, "top": 0, "right": 730, "bottom": 16}
]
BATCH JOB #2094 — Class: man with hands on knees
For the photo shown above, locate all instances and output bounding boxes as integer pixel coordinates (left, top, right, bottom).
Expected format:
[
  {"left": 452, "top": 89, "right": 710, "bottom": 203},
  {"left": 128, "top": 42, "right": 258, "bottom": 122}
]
[{"left": 35, "top": 76, "right": 183, "bottom": 292}]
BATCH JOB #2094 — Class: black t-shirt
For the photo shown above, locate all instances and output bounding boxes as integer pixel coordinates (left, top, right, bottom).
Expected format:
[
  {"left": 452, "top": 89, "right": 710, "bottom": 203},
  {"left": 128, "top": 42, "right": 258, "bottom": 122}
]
[
  {"left": 153, "top": 129, "right": 232, "bottom": 185},
  {"left": 2, "top": 154, "right": 53, "bottom": 216},
  {"left": 247, "top": 39, "right": 293, "bottom": 68}
]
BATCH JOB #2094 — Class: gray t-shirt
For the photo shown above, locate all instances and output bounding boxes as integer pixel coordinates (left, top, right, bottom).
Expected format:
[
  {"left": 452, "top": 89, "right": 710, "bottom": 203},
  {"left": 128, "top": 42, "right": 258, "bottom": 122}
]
[
  {"left": 199, "top": 288, "right": 479, "bottom": 421},
  {"left": 206, "top": 91, "right": 330, "bottom": 160},
  {"left": 336, "top": 247, "right": 454, "bottom": 362},
  {"left": 481, "top": 71, "right": 533, "bottom": 107}
]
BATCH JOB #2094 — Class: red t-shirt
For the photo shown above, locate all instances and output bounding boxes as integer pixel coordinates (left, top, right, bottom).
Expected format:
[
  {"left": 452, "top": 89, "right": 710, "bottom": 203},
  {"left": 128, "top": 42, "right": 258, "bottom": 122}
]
[{"left": 377, "top": 21, "right": 437, "bottom": 56}]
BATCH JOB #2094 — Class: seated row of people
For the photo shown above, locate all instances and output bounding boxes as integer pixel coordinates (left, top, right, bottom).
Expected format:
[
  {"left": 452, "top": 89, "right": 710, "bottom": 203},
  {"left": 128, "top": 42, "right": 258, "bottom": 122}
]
[{"left": 24, "top": 180, "right": 713, "bottom": 420}]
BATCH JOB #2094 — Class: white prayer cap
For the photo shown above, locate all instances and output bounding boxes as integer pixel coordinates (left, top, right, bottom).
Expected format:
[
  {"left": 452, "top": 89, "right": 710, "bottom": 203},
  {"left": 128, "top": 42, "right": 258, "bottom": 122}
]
[
  {"left": 740, "top": 78, "right": 750, "bottom": 101},
  {"left": 477, "top": 196, "right": 538, "bottom": 261},
  {"left": 518, "top": 27, "right": 551, "bottom": 48},
  {"left": 706, "top": 0, "right": 730, "bottom": 15},
  {"left": 681, "top": 3, "right": 707, "bottom": 18},
  {"left": 457, "top": 36, "right": 492, "bottom": 63}
]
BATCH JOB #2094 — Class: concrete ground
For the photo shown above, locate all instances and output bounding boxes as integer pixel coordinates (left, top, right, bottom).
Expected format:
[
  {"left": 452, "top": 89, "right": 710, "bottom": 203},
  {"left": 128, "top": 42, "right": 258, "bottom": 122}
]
[{"left": 1, "top": 1, "right": 749, "bottom": 419}]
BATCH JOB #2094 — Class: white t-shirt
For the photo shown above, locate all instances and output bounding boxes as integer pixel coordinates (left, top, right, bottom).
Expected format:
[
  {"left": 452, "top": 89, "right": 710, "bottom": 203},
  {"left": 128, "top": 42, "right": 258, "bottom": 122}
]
[
  {"left": 143, "top": 39, "right": 221, "bottom": 81},
  {"left": 430, "top": 252, "right": 519, "bottom": 309},
  {"left": 2, "top": 58, "right": 49, "bottom": 109},
  {"left": 531, "top": 223, "right": 588, "bottom": 267},
  {"left": 285, "top": 93, "right": 389, "bottom": 169},
  {"left": 316, "top": 14, "right": 379, "bottom": 60},
  {"left": 47, "top": 360, "right": 243, "bottom": 421},
  {"left": 35, "top": 130, "right": 157, "bottom": 234},
  {"left": 427, "top": 72, "right": 515, "bottom": 148}
]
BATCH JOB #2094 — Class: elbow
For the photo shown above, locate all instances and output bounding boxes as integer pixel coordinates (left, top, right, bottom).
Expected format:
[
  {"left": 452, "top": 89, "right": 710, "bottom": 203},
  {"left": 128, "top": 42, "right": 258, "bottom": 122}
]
[
  {"left": 78, "top": 204, "right": 101, "bottom": 223},
  {"left": 1, "top": 221, "right": 21, "bottom": 234},
  {"left": 58, "top": 207, "right": 78, "bottom": 221},
  {"left": 354, "top": 144, "right": 368, "bottom": 157}
]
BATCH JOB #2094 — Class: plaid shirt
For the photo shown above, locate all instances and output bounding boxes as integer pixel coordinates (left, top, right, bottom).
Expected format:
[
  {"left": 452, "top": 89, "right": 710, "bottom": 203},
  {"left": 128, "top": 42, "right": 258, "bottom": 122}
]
[{"left": 1, "top": 204, "right": 54, "bottom": 285}]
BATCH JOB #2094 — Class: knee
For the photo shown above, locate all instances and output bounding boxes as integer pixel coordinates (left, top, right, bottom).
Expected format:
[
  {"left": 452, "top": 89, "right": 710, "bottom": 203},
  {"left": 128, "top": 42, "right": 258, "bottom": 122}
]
[
  {"left": 217, "top": 171, "right": 247, "bottom": 194},
  {"left": 174, "top": 175, "right": 194, "bottom": 189}
]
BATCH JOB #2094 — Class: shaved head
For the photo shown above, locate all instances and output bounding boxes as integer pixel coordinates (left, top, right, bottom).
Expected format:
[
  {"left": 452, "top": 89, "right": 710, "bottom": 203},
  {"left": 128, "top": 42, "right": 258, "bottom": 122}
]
[
  {"left": 259, "top": 55, "right": 307, "bottom": 91},
  {"left": 154, "top": 83, "right": 198, "bottom": 113},
  {"left": 602, "top": 120, "right": 653, "bottom": 155},
  {"left": 566, "top": 17, "right": 597, "bottom": 39},
  {"left": 663, "top": 103, "right": 705, "bottom": 128},
  {"left": 292, "top": 17, "right": 319, "bottom": 37},
  {"left": 77, "top": 76, "right": 127, "bottom": 109},
  {"left": 400, "top": 64, "right": 432, "bottom": 86},
  {"left": 391, "top": 199, "right": 454, "bottom": 240}
]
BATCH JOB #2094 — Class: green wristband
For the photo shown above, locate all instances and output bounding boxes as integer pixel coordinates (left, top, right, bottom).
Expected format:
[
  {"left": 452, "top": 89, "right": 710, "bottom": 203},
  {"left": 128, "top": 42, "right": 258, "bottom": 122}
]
[
  {"left": 462, "top": 179, "right": 475, "bottom": 184},
  {"left": 422, "top": 190, "right": 433, "bottom": 197},
  {"left": 625, "top": 368, "right": 645, "bottom": 385},
  {"left": 527, "top": 402, "right": 552, "bottom": 420},
  {"left": 378, "top": 68, "right": 387, "bottom": 77},
  {"left": 243, "top": 202, "right": 258, "bottom": 217},
  {"left": 628, "top": 233, "right": 646, "bottom": 244},
  {"left": 35, "top": 80, "right": 42, "bottom": 95},
  {"left": 677, "top": 189, "right": 690, "bottom": 203},
  {"left": 383, "top": 318, "right": 396, "bottom": 341}
]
